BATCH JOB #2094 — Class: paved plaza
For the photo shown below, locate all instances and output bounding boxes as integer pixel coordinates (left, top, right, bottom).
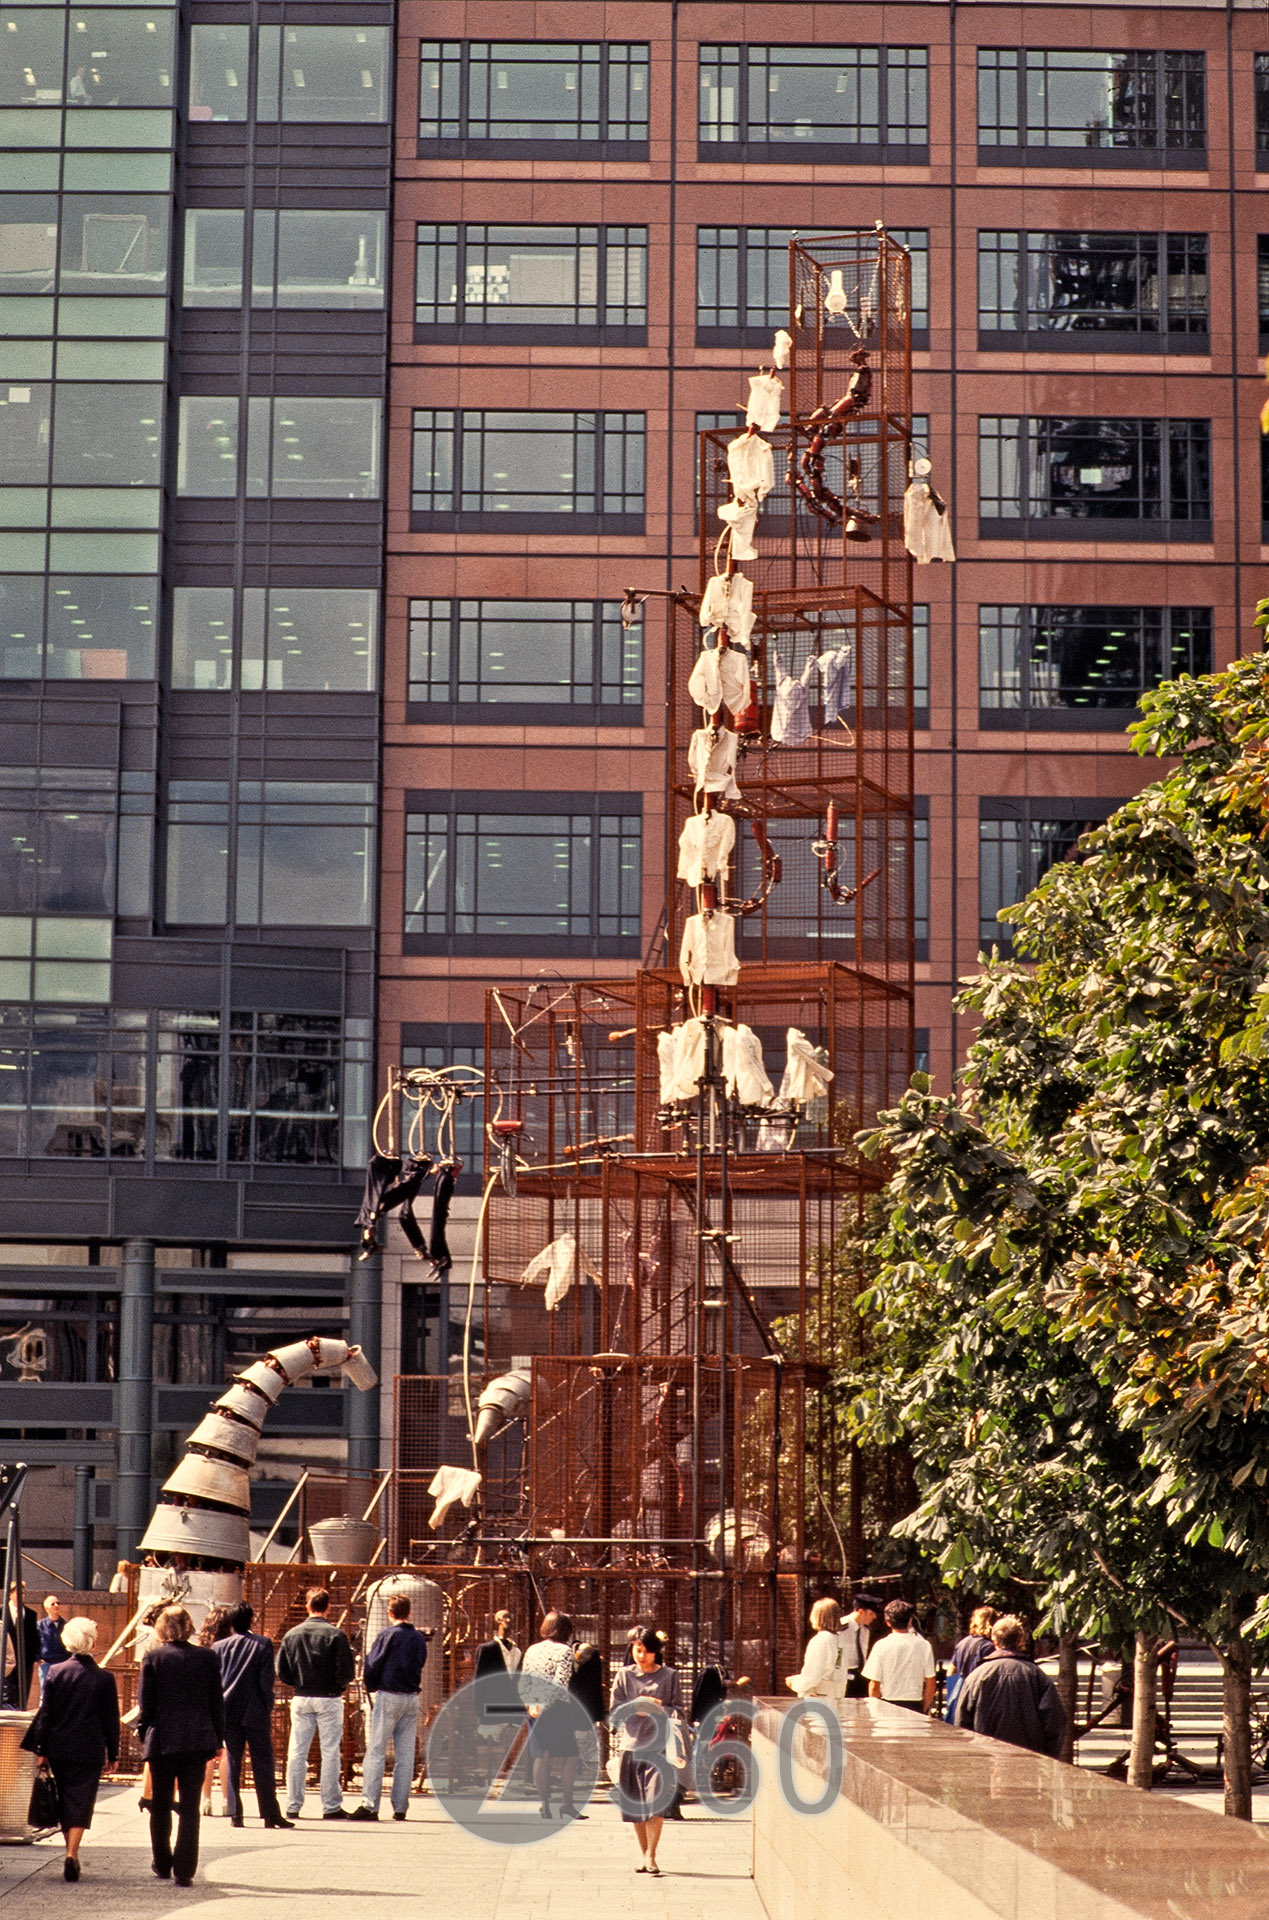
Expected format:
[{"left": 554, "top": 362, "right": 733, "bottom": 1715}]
[{"left": 0, "top": 1783, "right": 762, "bottom": 1920}]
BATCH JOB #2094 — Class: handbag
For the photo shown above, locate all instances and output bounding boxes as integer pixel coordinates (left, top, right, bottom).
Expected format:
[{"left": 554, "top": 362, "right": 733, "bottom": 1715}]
[
  {"left": 28, "top": 1764, "right": 60, "bottom": 1831},
  {"left": 664, "top": 1713, "right": 688, "bottom": 1774}
]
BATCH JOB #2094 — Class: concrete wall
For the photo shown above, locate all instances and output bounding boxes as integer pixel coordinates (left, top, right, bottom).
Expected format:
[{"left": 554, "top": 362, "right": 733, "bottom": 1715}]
[{"left": 752, "top": 1699, "right": 1269, "bottom": 1920}]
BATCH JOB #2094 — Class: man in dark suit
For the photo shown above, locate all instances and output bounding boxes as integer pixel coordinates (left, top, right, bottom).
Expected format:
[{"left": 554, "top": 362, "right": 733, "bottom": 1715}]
[
  {"left": 217, "top": 1602, "right": 292, "bottom": 1830},
  {"left": 137, "top": 1605, "right": 225, "bottom": 1887},
  {"left": 3, "top": 1584, "right": 40, "bottom": 1707}
]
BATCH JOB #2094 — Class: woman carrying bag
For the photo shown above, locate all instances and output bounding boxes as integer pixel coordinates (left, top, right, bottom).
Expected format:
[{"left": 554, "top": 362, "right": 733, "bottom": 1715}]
[{"left": 21, "top": 1616, "right": 120, "bottom": 1882}]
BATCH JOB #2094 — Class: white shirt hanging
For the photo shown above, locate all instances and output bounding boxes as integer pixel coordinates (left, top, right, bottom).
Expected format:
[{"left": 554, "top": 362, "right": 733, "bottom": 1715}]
[
  {"left": 688, "top": 643, "right": 750, "bottom": 719},
  {"left": 520, "top": 1232, "right": 601, "bottom": 1311},
  {"left": 679, "top": 911, "right": 739, "bottom": 987},
  {"left": 688, "top": 725, "right": 742, "bottom": 800},
  {"left": 772, "top": 329, "right": 793, "bottom": 371},
  {"left": 778, "top": 1028, "right": 834, "bottom": 1104},
  {"left": 722, "top": 1024, "right": 774, "bottom": 1107},
  {"left": 904, "top": 479, "right": 956, "bottom": 563},
  {"left": 770, "top": 651, "right": 813, "bottom": 748},
  {"left": 658, "top": 1018, "right": 708, "bottom": 1101},
  {"left": 718, "top": 498, "right": 759, "bottom": 561},
  {"left": 699, "top": 574, "right": 731, "bottom": 629},
  {"left": 677, "top": 809, "right": 736, "bottom": 886},
  {"left": 427, "top": 1463, "right": 482, "bottom": 1529},
  {"left": 727, "top": 432, "right": 775, "bottom": 506},
  {"left": 815, "top": 644, "right": 853, "bottom": 722},
  {"left": 746, "top": 371, "right": 783, "bottom": 432}
]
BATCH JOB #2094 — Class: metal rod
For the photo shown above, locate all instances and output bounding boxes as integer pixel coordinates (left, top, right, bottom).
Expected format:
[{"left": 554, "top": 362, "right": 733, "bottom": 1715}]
[
  {"left": 359, "top": 1468, "right": 393, "bottom": 1524},
  {"left": 255, "top": 1470, "right": 309, "bottom": 1562}
]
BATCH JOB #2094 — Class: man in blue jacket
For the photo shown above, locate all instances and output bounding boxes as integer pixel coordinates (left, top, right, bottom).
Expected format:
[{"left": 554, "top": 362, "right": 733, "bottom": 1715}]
[
  {"left": 350, "top": 1594, "right": 429, "bottom": 1821},
  {"left": 217, "top": 1603, "right": 292, "bottom": 1830}
]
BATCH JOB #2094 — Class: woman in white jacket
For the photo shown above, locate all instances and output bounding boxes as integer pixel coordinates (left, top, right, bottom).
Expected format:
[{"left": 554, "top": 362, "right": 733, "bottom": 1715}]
[{"left": 785, "top": 1597, "right": 847, "bottom": 1702}]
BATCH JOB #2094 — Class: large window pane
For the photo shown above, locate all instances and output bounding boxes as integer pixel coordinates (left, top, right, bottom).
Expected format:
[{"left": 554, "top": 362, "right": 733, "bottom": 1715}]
[
  {"left": 408, "top": 597, "right": 638, "bottom": 710},
  {"left": 188, "top": 23, "right": 249, "bottom": 122},
  {"left": 977, "top": 48, "right": 1205, "bottom": 151},
  {"left": 0, "top": 9, "right": 65, "bottom": 103},
  {"left": 165, "top": 782, "right": 229, "bottom": 924},
  {"left": 415, "top": 222, "right": 646, "bottom": 330},
  {"left": 176, "top": 395, "right": 238, "bottom": 495},
  {"left": 182, "top": 207, "right": 243, "bottom": 305},
  {"left": 0, "top": 574, "right": 43, "bottom": 676},
  {"left": 155, "top": 1011, "right": 219, "bottom": 1161},
  {"left": 171, "top": 584, "right": 233, "bottom": 689},
  {"left": 63, "top": 10, "right": 174, "bottom": 108},
  {"left": 58, "top": 193, "right": 169, "bottom": 294},
  {"left": 272, "top": 210, "right": 386, "bottom": 309},
  {"left": 229, "top": 1012, "right": 340, "bottom": 1167},
  {"left": 979, "top": 605, "right": 1212, "bottom": 712},
  {"left": 979, "top": 230, "right": 1207, "bottom": 337},
  {"left": 258, "top": 26, "right": 390, "bottom": 124},
  {"left": 268, "top": 397, "right": 380, "bottom": 498},
  {"left": 236, "top": 782, "right": 374, "bottom": 927},
  {"left": 424, "top": 41, "right": 649, "bottom": 146},
  {"left": 246, "top": 588, "right": 376, "bottom": 693},
  {"left": 699, "top": 45, "right": 927, "bottom": 150},
  {"left": 414, "top": 410, "right": 644, "bottom": 521},
  {"left": 0, "top": 194, "right": 58, "bottom": 293},
  {"left": 46, "top": 574, "right": 155, "bottom": 678},
  {"left": 51, "top": 382, "right": 162, "bottom": 486}
]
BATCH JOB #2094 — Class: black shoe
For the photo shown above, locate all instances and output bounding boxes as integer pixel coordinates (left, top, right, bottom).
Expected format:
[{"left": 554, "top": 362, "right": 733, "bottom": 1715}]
[
  {"left": 392, "top": 1811, "right": 407, "bottom": 1822},
  {"left": 139, "top": 1797, "right": 152, "bottom": 1813},
  {"left": 63, "top": 1858, "right": 80, "bottom": 1882},
  {"left": 151, "top": 1865, "right": 171, "bottom": 1881},
  {"left": 230, "top": 1816, "right": 244, "bottom": 1829},
  {"left": 264, "top": 1817, "right": 295, "bottom": 1830},
  {"left": 323, "top": 1808, "right": 348, "bottom": 1820},
  {"left": 175, "top": 1877, "right": 193, "bottom": 1889},
  {"left": 560, "top": 1804, "right": 588, "bottom": 1820},
  {"left": 349, "top": 1807, "right": 378, "bottom": 1822},
  {"left": 539, "top": 1804, "right": 552, "bottom": 1819}
]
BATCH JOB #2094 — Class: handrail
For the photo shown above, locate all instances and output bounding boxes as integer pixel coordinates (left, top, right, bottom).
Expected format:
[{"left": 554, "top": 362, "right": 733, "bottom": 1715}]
[{"left": 255, "top": 1470, "right": 310, "bottom": 1563}]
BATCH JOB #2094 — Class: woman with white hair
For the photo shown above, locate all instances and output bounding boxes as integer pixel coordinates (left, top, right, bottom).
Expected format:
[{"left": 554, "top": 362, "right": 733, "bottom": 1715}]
[{"left": 21, "top": 1616, "right": 119, "bottom": 1881}]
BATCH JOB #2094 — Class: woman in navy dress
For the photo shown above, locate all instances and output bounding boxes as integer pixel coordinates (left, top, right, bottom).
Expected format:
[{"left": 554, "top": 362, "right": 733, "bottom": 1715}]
[
  {"left": 608, "top": 1628, "right": 684, "bottom": 1876},
  {"left": 21, "top": 1616, "right": 120, "bottom": 1881}
]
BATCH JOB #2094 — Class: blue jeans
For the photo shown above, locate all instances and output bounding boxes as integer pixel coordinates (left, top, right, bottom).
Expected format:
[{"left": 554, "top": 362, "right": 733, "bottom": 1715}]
[
  {"left": 360, "top": 1692, "right": 420, "bottom": 1815},
  {"left": 286, "top": 1696, "right": 345, "bottom": 1815}
]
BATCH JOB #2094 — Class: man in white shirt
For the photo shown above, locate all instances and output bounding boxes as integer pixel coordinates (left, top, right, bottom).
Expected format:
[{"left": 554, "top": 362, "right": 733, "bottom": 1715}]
[{"left": 861, "top": 1599, "right": 936, "bottom": 1713}]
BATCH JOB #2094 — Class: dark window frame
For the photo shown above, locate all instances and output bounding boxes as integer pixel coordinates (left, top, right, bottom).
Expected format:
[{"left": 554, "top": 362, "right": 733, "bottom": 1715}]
[
  {"left": 1256, "top": 55, "right": 1269, "bottom": 169},
  {"left": 977, "top": 48, "right": 1206, "bottom": 166},
  {"left": 978, "top": 604, "right": 1213, "bottom": 729},
  {"left": 406, "top": 596, "right": 642, "bottom": 724},
  {"left": 417, "top": 40, "right": 649, "bottom": 158},
  {"left": 979, "top": 797, "right": 1119, "bottom": 953},
  {"left": 403, "top": 789, "right": 643, "bottom": 958},
  {"left": 698, "top": 44, "right": 929, "bottom": 162},
  {"left": 696, "top": 225, "right": 928, "bottom": 344},
  {"left": 978, "top": 414, "right": 1212, "bottom": 541},
  {"left": 410, "top": 408, "right": 645, "bottom": 533},
  {"left": 413, "top": 222, "right": 647, "bottom": 344},
  {"left": 977, "top": 230, "right": 1208, "bottom": 351}
]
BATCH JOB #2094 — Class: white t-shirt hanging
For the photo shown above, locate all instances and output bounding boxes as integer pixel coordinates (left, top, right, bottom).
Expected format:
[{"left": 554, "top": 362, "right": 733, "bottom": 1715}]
[
  {"left": 815, "top": 644, "right": 853, "bottom": 721},
  {"left": 688, "top": 726, "right": 741, "bottom": 801},
  {"left": 772, "top": 329, "right": 792, "bottom": 371},
  {"left": 718, "top": 498, "right": 759, "bottom": 561},
  {"left": 779, "top": 1027, "right": 834, "bottom": 1104},
  {"left": 746, "top": 372, "right": 783, "bottom": 432},
  {"left": 677, "top": 810, "right": 736, "bottom": 886},
  {"left": 727, "top": 432, "right": 775, "bottom": 506},
  {"left": 679, "top": 911, "right": 739, "bottom": 987},
  {"left": 699, "top": 574, "right": 732, "bottom": 630},
  {"left": 770, "top": 651, "right": 812, "bottom": 748},
  {"left": 722, "top": 1024, "right": 774, "bottom": 1106}
]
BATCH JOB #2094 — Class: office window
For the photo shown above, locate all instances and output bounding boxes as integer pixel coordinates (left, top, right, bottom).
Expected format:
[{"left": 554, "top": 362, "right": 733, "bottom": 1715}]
[
  {"left": 0, "top": 193, "right": 171, "bottom": 297},
  {"left": 182, "top": 208, "right": 244, "bottom": 304},
  {"left": 697, "top": 226, "right": 928, "bottom": 338},
  {"left": 52, "top": 383, "right": 164, "bottom": 487},
  {"left": 0, "top": 1009, "right": 140, "bottom": 1159},
  {"left": 404, "top": 795, "right": 642, "bottom": 955},
  {"left": 0, "top": 764, "right": 119, "bottom": 924},
  {"left": 188, "top": 23, "right": 249, "bottom": 122},
  {"left": 418, "top": 41, "right": 648, "bottom": 152},
  {"left": 408, "top": 598, "right": 639, "bottom": 718},
  {"left": 1256, "top": 55, "right": 1269, "bottom": 163},
  {"left": 0, "top": 575, "right": 156, "bottom": 680},
  {"left": 155, "top": 1011, "right": 219, "bottom": 1161},
  {"left": 0, "top": 916, "right": 111, "bottom": 1004},
  {"left": 176, "top": 397, "right": 381, "bottom": 499},
  {"left": 414, "top": 224, "right": 646, "bottom": 337},
  {"left": 411, "top": 410, "right": 644, "bottom": 531},
  {"left": 171, "top": 585, "right": 376, "bottom": 693},
  {"left": 980, "top": 804, "right": 1114, "bottom": 951},
  {"left": 228, "top": 1012, "right": 342, "bottom": 1167},
  {"left": 256, "top": 26, "right": 391, "bottom": 124},
  {"left": 252, "top": 211, "right": 386, "bottom": 310},
  {"left": 699, "top": 45, "right": 927, "bottom": 155},
  {"left": 236, "top": 782, "right": 374, "bottom": 927},
  {"left": 165, "top": 781, "right": 228, "bottom": 924},
  {"left": 978, "top": 232, "right": 1207, "bottom": 340},
  {"left": 979, "top": 416, "right": 1211, "bottom": 533},
  {"left": 978, "top": 50, "right": 1205, "bottom": 154},
  {"left": 980, "top": 605, "right": 1212, "bottom": 716},
  {"left": 913, "top": 605, "right": 930, "bottom": 711},
  {"left": 1, "top": 7, "right": 175, "bottom": 108}
]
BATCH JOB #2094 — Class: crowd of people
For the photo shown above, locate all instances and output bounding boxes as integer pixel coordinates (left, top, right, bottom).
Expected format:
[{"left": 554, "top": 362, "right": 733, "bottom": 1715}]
[{"left": 18, "top": 1579, "right": 1070, "bottom": 1886}]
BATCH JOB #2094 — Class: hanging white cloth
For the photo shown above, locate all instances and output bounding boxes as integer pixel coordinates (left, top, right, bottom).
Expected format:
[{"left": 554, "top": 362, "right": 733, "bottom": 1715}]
[
  {"left": 727, "top": 432, "right": 775, "bottom": 506},
  {"left": 778, "top": 1028, "right": 834, "bottom": 1104},
  {"left": 815, "top": 644, "right": 853, "bottom": 722},
  {"left": 770, "top": 652, "right": 814, "bottom": 748},
  {"left": 520, "top": 1232, "right": 600, "bottom": 1311},
  {"left": 722, "top": 1024, "right": 774, "bottom": 1107},
  {"left": 746, "top": 371, "right": 783, "bottom": 431},
  {"left": 658, "top": 1018, "right": 708, "bottom": 1101},
  {"left": 689, "top": 643, "right": 750, "bottom": 718},
  {"left": 698, "top": 570, "right": 755, "bottom": 644},
  {"left": 772, "top": 329, "right": 793, "bottom": 371},
  {"left": 717, "top": 498, "right": 759, "bottom": 561},
  {"left": 679, "top": 911, "right": 739, "bottom": 987},
  {"left": 699, "top": 574, "right": 731, "bottom": 629},
  {"left": 677, "top": 809, "right": 736, "bottom": 886},
  {"left": 428, "top": 1463, "right": 482, "bottom": 1529},
  {"left": 688, "top": 725, "right": 741, "bottom": 800},
  {"left": 903, "top": 479, "right": 956, "bottom": 562}
]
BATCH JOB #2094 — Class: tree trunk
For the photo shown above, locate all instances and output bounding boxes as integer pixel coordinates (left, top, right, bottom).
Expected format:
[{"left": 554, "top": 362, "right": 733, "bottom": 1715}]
[
  {"left": 1055, "top": 1633, "right": 1079, "bottom": 1765},
  {"left": 1128, "top": 1630, "right": 1158, "bottom": 1790},
  {"left": 1222, "top": 1636, "right": 1254, "bottom": 1822}
]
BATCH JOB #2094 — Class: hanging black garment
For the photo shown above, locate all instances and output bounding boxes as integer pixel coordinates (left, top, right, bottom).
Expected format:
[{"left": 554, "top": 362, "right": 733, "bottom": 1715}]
[
  {"left": 427, "top": 1160, "right": 460, "bottom": 1274},
  {"left": 355, "top": 1152, "right": 431, "bottom": 1259},
  {"left": 690, "top": 1664, "right": 727, "bottom": 1725}
]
